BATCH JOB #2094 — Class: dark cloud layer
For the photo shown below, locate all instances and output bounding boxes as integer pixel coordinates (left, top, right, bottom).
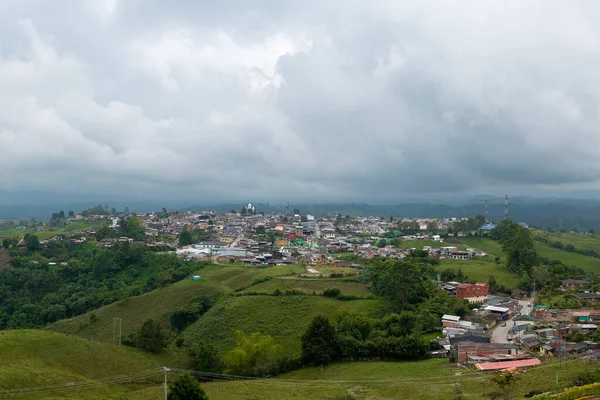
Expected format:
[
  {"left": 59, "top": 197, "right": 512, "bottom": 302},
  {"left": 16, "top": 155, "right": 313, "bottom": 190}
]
[{"left": 1, "top": 0, "right": 600, "bottom": 202}]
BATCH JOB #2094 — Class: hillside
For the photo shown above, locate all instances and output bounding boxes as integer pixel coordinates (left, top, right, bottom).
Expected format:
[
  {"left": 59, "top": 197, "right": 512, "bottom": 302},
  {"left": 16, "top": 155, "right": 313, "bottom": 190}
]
[
  {"left": 48, "top": 263, "right": 359, "bottom": 353},
  {"left": 0, "top": 330, "right": 186, "bottom": 399},
  {"left": 183, "top": 295, "right": 385, "bottom": 358}
]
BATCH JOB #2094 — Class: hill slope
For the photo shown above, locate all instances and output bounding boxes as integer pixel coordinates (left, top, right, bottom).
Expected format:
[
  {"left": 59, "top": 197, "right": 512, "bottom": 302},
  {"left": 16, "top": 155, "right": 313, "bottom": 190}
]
[
  {"left": 0, "top": 330, "right": 186, "bottom": 399},
  {"left": 183, "top": 295, "right": 386, "bottom": 358}
]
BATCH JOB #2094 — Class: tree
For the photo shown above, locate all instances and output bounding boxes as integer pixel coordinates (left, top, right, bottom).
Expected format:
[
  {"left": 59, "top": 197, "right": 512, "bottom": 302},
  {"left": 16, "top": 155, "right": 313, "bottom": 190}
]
[
  {"left": 179, "top": 228, "right": 193, "bottom": 246},
  {"left": 427, "top": 221, "right": 438, "bottom": 233},
  {"left": 134, "top": 319, "right": 166, "bottom": 353},
  {"left": 488, "top": 275, "right": 497, "bottom": 291},
  {"left": 124, "top": 216, "right": 145, "bottom": 240},
  {"left": 68, "top": 210, "right": 75, "bottom": 218},
  {"left": 189, "top": 342, "right": 225, "bottom": 373},
  {"left": 489, "top": 371, "right": 519, "bottom": 400},
  {"left": 58, "top": 210, "right": 65, "bottom": 219},
  {"left": 293, "top": 208, "right": 300, "bottom": 215},
  {"left": 224, "top": 331, "right": 284, "bottom": 376},
  {"left": 377, "top": 239, "right": 387, "bottom": 248},
  {"left": 26, "top": 234, "right": 40, "bottom": 252},
  {"left": 230, "top": 209, "right": 236, "bottom": 214},
  {"left": 241, "top": 207, "right": 247, "bottom": 216},
  {"left": 301, "top": 315, "right": 338, "bottom": 365},
  {"left": 95, "top": 225, "right": 111, "bottom": 241},
  {"left": 168, "top": 374, "right": 208, "bottom": 400},
  {"left": 1, "top": 238, "right": 9, "bottom": 250},
  {"left": 255, "top": 226, "right": 266, "bottom": 235}
]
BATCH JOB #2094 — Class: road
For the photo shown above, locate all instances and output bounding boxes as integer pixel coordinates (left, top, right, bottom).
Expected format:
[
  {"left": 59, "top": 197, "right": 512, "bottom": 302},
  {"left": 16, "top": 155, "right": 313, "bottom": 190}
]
[
  {"left": 229, "top": 231, "right": 244, "bottom": 248},
  {"left": 491, "top": 298, "right": 532, "bottom": 343}
]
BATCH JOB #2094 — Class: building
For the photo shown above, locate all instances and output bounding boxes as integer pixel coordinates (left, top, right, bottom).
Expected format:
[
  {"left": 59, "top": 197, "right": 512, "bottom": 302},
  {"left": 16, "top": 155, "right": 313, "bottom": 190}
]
[
  {"left": 457, "top": 283, "right": 489, "bottom": 300},
  {"left": 451, "top": 251, "right": 470, "bottom": 260},
  {"left": 561, "top": 279, "right": 589, "bottom": 291}
]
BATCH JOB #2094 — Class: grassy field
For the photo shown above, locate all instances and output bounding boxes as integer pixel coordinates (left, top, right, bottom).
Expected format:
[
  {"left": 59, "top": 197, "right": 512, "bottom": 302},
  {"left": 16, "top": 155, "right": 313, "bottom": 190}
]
[
  {"left": 241, "top": 277, "right": 372, "bottom": 297},
  {"left": 534, "top": 231, "right": 600, "bottom": 254},
  {"left": 438, "top": 258, "right": 519, "bottom": 288},
  {"left": 0, "top": 330, "right": 186, "bottom": 399},
  {"left": 132, "top": 358, "right": 597, "bottom": 400},
  {"left": 48, "top": 276, "right": 226, "bottom": 343},
  {"left": 183, "top": 295, "right": 386, "bottom": 358},
  {"left": 48, "top": 264, "right": 370, "bottom": 348}
]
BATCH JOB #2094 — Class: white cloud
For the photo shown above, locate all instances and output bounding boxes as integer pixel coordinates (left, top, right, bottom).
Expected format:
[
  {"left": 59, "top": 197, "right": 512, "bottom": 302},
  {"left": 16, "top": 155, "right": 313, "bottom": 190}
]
[{"left": 1, "top": 1, "right": 600, "bottom": 202}]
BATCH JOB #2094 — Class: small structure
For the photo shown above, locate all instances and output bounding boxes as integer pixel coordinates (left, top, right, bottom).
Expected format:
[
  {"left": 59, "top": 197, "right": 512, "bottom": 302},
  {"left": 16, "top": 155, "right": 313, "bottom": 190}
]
[
  {"left": 572, "top": 311, "right": 591, "bottom": 322},
  {"left": 474, "top": 358, "right": 540, "bottom": 372},
  {"left": 192, "top": 275, "right": 201, "bottom": 281},
  {"left": 561, "top": 279, "right": 589, "bottom": 291}
]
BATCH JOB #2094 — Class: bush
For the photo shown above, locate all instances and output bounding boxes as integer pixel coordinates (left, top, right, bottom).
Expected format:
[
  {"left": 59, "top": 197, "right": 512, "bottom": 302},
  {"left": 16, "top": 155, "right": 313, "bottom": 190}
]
[
  {"left": 323, "top": 288, "right": 341, "bottom": 298},
  {"left": 124, "top": 319, "right": 166, "bottom": 353},
  {"left": 168, "top": 374, "right": 208, "bottom": 400},
  {"left": 572, "top": 370, "right": 600, "bottom": 387}
]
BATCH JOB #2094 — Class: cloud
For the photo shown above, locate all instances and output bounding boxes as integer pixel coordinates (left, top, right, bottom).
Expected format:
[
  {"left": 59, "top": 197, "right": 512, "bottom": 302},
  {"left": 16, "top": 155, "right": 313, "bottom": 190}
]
[{"left": 1, "top": 0, "right": 600, "bottom": 203}]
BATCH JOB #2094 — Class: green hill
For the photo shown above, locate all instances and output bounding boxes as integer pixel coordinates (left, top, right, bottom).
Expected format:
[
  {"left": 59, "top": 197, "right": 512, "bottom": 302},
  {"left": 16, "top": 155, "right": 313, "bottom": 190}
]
[
  {"left": 0, "top": 330, "right": 186, "bottom": 399},
  {"left": 183, "top": 295, "right": 386, "bottom": 358},
  {"left": 48, "top": 276, "right": 225, "bottom": 343}
]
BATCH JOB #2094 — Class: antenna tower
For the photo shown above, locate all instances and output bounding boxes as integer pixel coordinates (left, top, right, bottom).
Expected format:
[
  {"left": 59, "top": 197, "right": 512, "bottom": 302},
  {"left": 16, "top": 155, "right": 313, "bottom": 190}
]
[
  {"left": 484, "top": 199, "right": 488, "bottom": 222},
  {"left": 504, "top": 193, "right": 509, "bottom": 219}
]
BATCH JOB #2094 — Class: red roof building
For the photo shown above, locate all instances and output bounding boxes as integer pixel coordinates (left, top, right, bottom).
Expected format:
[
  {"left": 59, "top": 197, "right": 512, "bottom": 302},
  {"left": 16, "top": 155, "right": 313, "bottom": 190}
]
[{"left": 456, "top": 282, "right": 489, "bottom": 299}]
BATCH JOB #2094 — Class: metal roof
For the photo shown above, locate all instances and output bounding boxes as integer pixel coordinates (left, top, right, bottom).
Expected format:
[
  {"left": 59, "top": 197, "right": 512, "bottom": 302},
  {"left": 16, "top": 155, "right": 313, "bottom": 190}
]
[
  {"left": 442, "top": 314, "right": 461, "bottom": 322},
  {"left": 474, "top": 358, "right": 541, "bottom": 371},
  {"left": 484, "top": 306, "right": 510, "bottom": 313}
]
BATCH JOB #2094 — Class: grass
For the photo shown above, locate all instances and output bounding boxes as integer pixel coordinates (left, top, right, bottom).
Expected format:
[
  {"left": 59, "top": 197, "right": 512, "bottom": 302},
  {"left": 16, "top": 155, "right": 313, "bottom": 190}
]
[
  {"left": 48, "top": 264, "right": 357, "bottom": 346},
  {"left": 0, "top": 330, "right": 187, "bottom": 399},
  {"left": 48, "top": 276, "right": 226, "bottom": 343},
  {"left": 0, "top": 334, "right": 594, "bottom": 400},
  {"left": 438, "top": 258, "right": 519, "bottom": 288},
  {"left": 535, "top": 231, "right": 600, "bottom": 254},
  {"left": 183, "top": 295, "right": 386, "bottom": 358},
  {"left": 241, "top": 277, "right": 372, "bottom": 297}
]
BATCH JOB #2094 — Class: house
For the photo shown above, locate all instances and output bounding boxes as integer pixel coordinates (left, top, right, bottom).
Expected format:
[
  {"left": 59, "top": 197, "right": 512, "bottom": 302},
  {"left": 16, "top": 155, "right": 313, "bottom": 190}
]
[
  {"left": 483, "top": 305, "right": 511, "bottom": 320},
  {"left": 572, "top": 312, "right": 591, "bottom": 322},
  {"left": 450, "top": 341, "right": 518, "bottom": 363},
  {"left": 451, "top": 251, "right": 470, "bottom": 260},
  {"left": 457, "top": 283, "right": 489, "bottom": 302},
  {"left": 561, "top": 279, "right": 589, "bottom": 291},
  {"left": 440, "top": 247, "right": 458, "bottom": 257}
]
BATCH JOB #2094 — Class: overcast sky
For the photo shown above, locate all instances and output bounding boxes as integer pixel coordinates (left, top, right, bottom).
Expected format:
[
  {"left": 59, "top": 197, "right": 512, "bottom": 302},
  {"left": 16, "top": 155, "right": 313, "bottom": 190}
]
[{"left": 1, "top": 0, "right": 600, "bottom": 203}]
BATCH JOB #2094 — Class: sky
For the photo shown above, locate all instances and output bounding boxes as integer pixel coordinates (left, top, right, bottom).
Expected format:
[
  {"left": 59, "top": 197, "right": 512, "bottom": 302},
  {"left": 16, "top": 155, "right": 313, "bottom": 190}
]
[{"left": 1, "top": 0, "right": 600, "bottom": 204}]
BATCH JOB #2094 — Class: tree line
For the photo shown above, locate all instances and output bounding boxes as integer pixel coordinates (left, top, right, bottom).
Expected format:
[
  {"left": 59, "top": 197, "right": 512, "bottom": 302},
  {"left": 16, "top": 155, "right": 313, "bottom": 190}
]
[{"left": 0, "top": 240, "right": 204, "bottom": 329}]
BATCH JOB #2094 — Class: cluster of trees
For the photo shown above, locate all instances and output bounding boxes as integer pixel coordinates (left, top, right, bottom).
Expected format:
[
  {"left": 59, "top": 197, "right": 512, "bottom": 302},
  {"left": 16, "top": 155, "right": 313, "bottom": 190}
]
[
  {"left": 94, "top": 216, "right": 146, "bottom": 241},
  {"left": 185, "top": 331, "right": 294, "bottom": 378},
  {"left": 494, "top": 220, "right": 539, "bottom": 274},
  {"left": 123, "top": 319, "right": 167, "bottom": 353},
  {"left": 301, "top": 311, "right": 430, "bottom": 366},
  {"left": 449, "top": 215, "right": 486, "bottom": 236},
  {"left": 170, "top": 295, "right": 217, "bottom": 331},
  {"left": 366, "top": 257, "right": 437, "bottom": 311},
  {"left": 81, "top": 205, "right": 120, "bottom": 217},
  {"left": 49, "top": 210, "right": 75, "bottom": 226},
  {"left": 0, "top": 241, "right": 204, "bottom": 329},
  {"left": 178, "top": 227, "right": 211, "bottom": 246}
]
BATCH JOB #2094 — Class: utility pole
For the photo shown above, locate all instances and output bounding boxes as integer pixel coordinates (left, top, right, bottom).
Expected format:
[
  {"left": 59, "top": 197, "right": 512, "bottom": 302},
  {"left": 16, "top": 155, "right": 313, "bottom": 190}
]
[
  {"left": 113, "top": 317, "right": 122, "bottom": 345},
  {"left": 163, "top": 367, "right": 171, "bottom": 400}
]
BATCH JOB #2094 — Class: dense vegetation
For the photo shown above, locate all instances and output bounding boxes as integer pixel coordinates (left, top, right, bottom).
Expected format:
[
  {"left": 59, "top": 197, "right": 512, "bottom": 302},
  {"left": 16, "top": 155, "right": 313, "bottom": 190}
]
[{"left": 0, "top": 239, "right": 204, "bottom": 329}]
